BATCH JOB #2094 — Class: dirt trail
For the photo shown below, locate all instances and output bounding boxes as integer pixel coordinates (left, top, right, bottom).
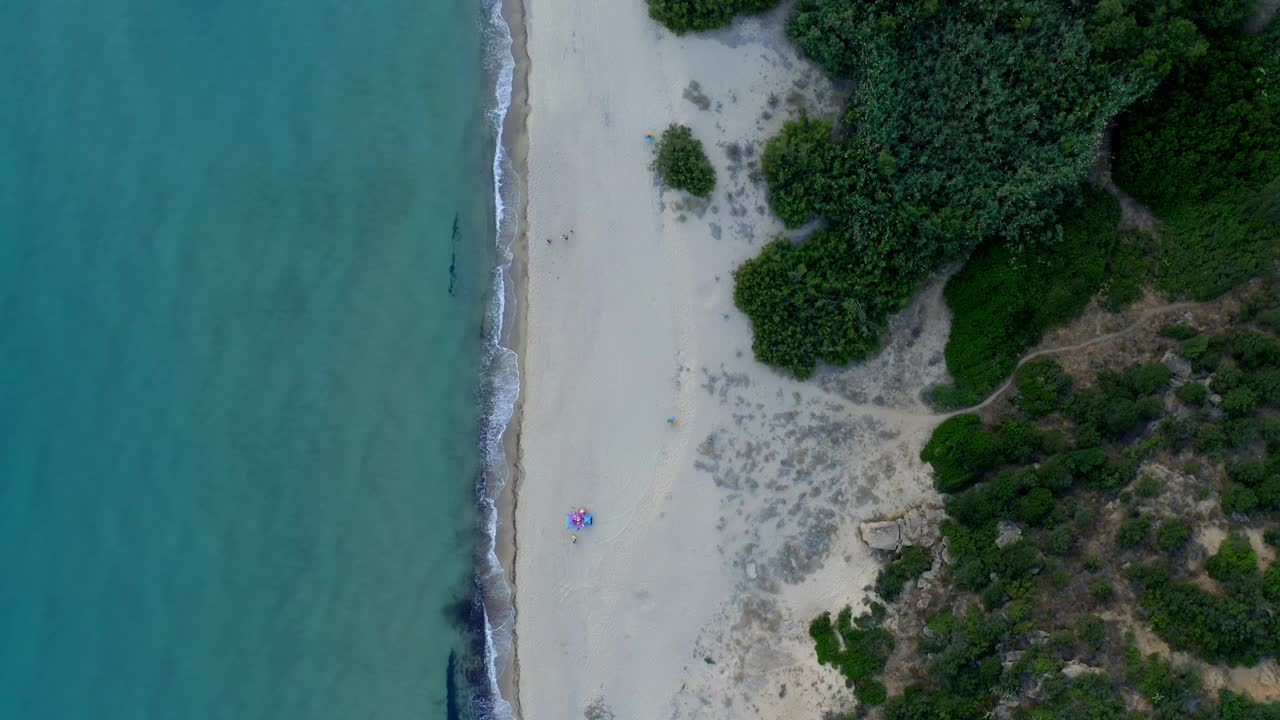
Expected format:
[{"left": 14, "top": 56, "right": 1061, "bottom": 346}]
[
  {"left": 821, "top": 300, "right": 1203, "bottom": 422},
  {"left": 954, "top": 300, "right": 1202, "bottom": 415}
]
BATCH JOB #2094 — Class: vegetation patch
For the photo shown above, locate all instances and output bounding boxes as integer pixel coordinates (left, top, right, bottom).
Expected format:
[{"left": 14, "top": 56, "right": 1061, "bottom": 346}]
[
  {"left": 652, "top": 124, "right": 716, "bottom": 198},
  {"left": 815, "top": 284, "right": 1280, "bottom": 713},
  {"left": 734, "top": 0, "right": 1246, "bottom": 378},
  {"left": 647, "top": 0, "right": 779, "bottom": 34}
]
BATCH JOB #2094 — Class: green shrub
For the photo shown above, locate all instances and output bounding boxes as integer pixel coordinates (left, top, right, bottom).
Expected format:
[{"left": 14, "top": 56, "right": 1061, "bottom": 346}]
[
  {"left": 1048, "top": 524, "right": 1074, "bottom": 555},
  {"left": 1078, "top": 615, "right": 1108, "bottom": 652},
  {"left": 1231, "top": 331, "right": 1280, "bottom": 371},
  {"left": 994, "top": 419, "right": 1043, "bottom": 464},
  {"left": 809, "top": 606, "right": 895, "bottom": 684},
  {"left": 1092, "top": 579, "right": 1115, "bottom": 603},
  {"left": 1224, "top": 387, "right": 1260, "bottom": 419},
  {"left": 740, "top": 0, "right": 1184, "bottom": 382},
  {"left": 932, "top": 191, "right": 1121, "bottom": 408},
  {"left": 1161, "top": 323, "right": 1199, "bottom": 340},
  {"left": 1264, "top": 563, "right": 1280, "bottom": 601},
  {"left": 1135, "top": 474, "right": 1161, "bottom": 498},
  {"left": 1116, "top": 514, "right": 1152, "bottom": 548},
  {"left": 652, "top": 125, "right": 715, "bottom": 197},
  {"left": 1156, "top": 520, "right": 1191, "bottom": 553},
  {"left": 1131, "top": 564, "right": 1273, "bottom": 665},
  {"left": 732, "top": 232, "right": 887, "bottom": 378},
  {"left": 1218, "top": 688, "right": 1280, "bottom": 719},
  {"left": 1113, "top": 28, "right": 1280, "bottom": 300},
  {"left": 1177, "top": 381, "right": 1208, "bottom": 406},
  {"left": 1101, "top": 234, "right": 1153, "bottom": 311},
  {"left": 1015, "top": 357, "right": 1075, "bottom": 417},
  {"left": 647, "top": 0, "right": 778, "bottom": 34},
  {"left": 1194, "top": 423, "right": 1228, "bottom": 453},
  {"left": 875, "top": 545, "right": 932, "bottom": 602},
  {"left": 761, "top": 115, "right": 835, "bottom": 228},
  {"left": 1124, "top": 647, "right": 1207, "bottom": 719},
  {"left": 855, "top": 678, "right": 887, "bottom": 706},
  {"left": 1223, "top": 483, "right": 1260, "bottom": 514},
  {"left": 1018, "top": 487, "right": 1055, "bottom": 526},
  {"left": 1206, "top": 534, "right": 1260, "bottom": 593},
  {"left": 921, "top": 414, "right": 998, "bottom": 493},
  {"left": 1265, "top": 529, "right": 1280, "bottom": 548}
]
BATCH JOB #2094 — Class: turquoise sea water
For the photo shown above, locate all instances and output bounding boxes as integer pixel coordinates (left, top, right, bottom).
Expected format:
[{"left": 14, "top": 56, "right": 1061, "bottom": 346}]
[{"left": 0, "top": 1, "right": 510, "bottom": 718}]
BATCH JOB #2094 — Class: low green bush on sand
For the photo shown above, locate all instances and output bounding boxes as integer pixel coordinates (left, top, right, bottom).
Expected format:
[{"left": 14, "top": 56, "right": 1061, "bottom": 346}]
[
  {"left": 647, "top": 0, "right": 778, "bottom": 35},
  {"left": 875, "top": 545, "right": 932, "bottom": 602},
  {"left": 652, "top": 124, "right": 716, "bottom": 197},
  {"left": 928, "top": 190, "right": 1123, "bottom": 409}
]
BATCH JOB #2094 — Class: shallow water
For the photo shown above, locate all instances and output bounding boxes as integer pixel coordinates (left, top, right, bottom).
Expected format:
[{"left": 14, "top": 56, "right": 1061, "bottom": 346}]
[{"left": 0, "top": 1, "right": 498, "bottom": 717}]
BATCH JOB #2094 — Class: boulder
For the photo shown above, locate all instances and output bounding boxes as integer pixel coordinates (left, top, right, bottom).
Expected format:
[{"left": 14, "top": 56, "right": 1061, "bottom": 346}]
[
  {"left": 995, "top": 520, "right": 1023, "bottom": 548},
  {"left": 861, "top": 521, "right": 901, "bottom": 551},
  {"left": 1062, "top": 661, "right": 1102, "bottom": 679},
  {"left": 1163, "top": 350, "right": 1193, "bottom": 380}
]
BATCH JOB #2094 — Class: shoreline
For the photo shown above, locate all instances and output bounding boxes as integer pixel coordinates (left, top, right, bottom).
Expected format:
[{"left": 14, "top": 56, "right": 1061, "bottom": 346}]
[{"left": 493, "top": 0, "right": 529, "bottom": 713}]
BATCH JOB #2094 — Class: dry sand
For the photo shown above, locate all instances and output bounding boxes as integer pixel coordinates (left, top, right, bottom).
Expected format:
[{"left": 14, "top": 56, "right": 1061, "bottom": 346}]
[{"left": 511, "top": 3, "right": 955, "bottom": 718}]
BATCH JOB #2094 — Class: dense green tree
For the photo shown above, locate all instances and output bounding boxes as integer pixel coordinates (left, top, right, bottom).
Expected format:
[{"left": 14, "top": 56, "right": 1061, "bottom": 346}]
[
  {"left": 1112, "top": 26, "right": 1280, "bottom": 300},
  {"left": 652, "top": 125, "right": 716, "bottom": 197},
  {"left": 921, "top": 414, "right": 998, "bottom": 492},
  {"left": 647, "top": 0, "right": 779, "bottom": 34}
]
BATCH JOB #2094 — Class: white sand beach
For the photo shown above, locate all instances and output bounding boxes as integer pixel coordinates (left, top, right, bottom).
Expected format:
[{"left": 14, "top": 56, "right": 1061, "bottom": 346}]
[{"left": 511, "top": 2, "right": 957, "bottom": 717}]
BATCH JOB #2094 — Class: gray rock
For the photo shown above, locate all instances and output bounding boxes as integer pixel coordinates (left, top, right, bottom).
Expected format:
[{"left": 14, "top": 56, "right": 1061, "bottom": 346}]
[
  {"left": 1210, "top": 393, "right": 1223, "bottom": 406},
  {"left": 1062, "top": 662, "right": 1102, "bottom": 679},
  {"left": 861, "top": 520, "right": 901, "bottom": 551},
  {"left": 995, "top": 520, "right": 1023, "bottom": 548},
  {"left": 746, "top": 562, "right": 757, "bottom": 579},
  {"left": 1163, "top": 350, "right": 1193, "bottom": 380}
]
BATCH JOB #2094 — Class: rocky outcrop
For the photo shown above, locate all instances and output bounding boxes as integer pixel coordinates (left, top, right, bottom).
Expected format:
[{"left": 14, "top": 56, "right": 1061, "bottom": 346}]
[
  {"left": 860, "top": 520, "right": 901, "bottom": 551},
  {"left": 1162, "top": 350, "right": 1193, "bottom": 381},
  {"left": 859, "top": 503, "right": 945, "bottom": 552},
  {"left": 995, "top": 520, "right": 1023, "bottom": 548}
]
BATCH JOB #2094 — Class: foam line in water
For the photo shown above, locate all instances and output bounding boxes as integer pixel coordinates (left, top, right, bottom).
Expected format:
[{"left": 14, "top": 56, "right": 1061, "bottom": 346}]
[{"left": 474, "top": 0, "right": 520, "bottom": 716}]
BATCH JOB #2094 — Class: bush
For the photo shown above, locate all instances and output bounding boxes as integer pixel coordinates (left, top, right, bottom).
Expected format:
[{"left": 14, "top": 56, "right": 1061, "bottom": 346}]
[
  {"left": 652, "top": 125, "right": 715, "bottom": 197},
  {"left": 1116, "top": 515, "right": 1152, "bottom": 548},
  {"left": 1018, "top": 487, "right": 1056, "bottom": 526},
  {"left": 1023, "top": 672, "right": 1129, "bottom": 717},
  {"left": 875, "top": 545, "right": 932, "bottom": 602},
  {"left": 1048, "top": 524, "right": 1074, "bottom": 555},
  {"left": 931, "top": 191, "right": 1121, "bottom": 408},
  {"left": 1206, "top": 534, "right": 1260, "bottom": 593},
  {"left": 1194, "top": 423, "right": 1228, "bottom": 453},
  {"left": 1092, "top": 579, "right": 1115, "bottom": 603},
  {"left": 1131, "top": 564, "right": 1273, "bottom": 665},
  {"left": 647, "top": 0, "right": 778, "bottom": 34},
  {"left": 921, "top": 414, "right": 998, "bottom": 493},
  {"left": 809, "top": 606, "right": 895, "bottom": 684},
  {"left": 1156, "top": 520, "right": 1191, "bottom": 553},
  {"left": 1113, "top": 28, "right": 1280, "bottom": 300},
  {"left": 855, "top": 678, "right": 887, "bottom": 706},
  {"left": 1224, "top": 387, "right": 1260, "bottom": 418},
  {"left": 1078, "top": 615, "right": 1108, "bottom": 652},
  {"left": 732, "top": 232, "right": 888, "bottom": 378},
  {"left": 1223, "top": 484, "right": 1260, "bottom": 515},
  {"left": 740, "top": 0, "right": 1186, "bottom": 382},
  {"left": 1135, "top": 474, "right": 1161, "bottom": 498},
  {"left": 1161, "top": 323, "right": 1199, "bottom": 340},
  {"left": 1016, "top": 357, "right": 1075, "bottom": 417},
  {"left": 1177, "top": 381, "right": 1208, "bottom": 406}
]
